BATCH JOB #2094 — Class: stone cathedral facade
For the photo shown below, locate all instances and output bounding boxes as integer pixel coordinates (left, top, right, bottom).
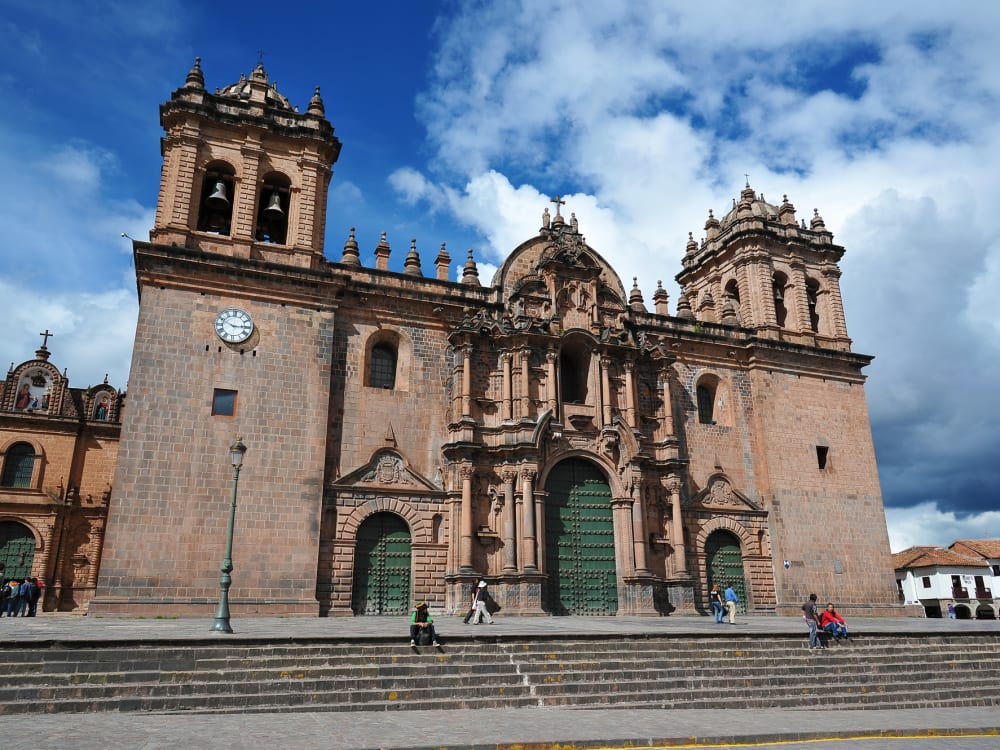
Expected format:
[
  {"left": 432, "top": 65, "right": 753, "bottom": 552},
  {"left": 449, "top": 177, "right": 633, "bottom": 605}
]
[{"left": 89, "top": 60, "right": 902, "bottom": 618}]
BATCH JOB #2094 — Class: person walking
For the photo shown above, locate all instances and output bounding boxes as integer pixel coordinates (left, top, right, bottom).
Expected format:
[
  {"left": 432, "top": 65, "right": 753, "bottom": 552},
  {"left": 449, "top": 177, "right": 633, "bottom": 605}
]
[
  {"left": 470, "top": 580, "right": 494, "bottom": 624},
  {"left": 803, "top": 593, "right": 824, "bottom": 649},
  {"left": 709, "top": 585, "right": 725, "bottom": 623},
  {"left": 462, "top": 579, "right": 479, "bottom": 624},
  {"left": 723, "top": 584, "right": 739, "bottom": 624}
]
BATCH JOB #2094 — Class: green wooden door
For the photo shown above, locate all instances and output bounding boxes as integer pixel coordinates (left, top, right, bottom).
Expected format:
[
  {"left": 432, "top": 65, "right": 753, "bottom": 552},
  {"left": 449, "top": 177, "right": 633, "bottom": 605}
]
[
  {"left": 544, "top": 459, "right": 617, "bottom": 614},
  {"left": 0, "top": 522, "right": 35, "bottom": 579},
  {"left": 706, "top": 531, "right": 747, "bottom": 613},
  {"left": 352, "top": 513, "right": 411, "bottom": 615}
]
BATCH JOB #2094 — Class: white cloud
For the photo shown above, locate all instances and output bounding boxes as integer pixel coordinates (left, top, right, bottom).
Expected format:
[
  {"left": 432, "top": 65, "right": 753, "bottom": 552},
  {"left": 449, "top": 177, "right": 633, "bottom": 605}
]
[
  {"left": 394, "top": 2, "right": 1000, "bottom": 529},
  {"left": 0, "top": 279, "right": 136, "bottom": 390},
  {"left": 886, "top": 503, "right": 1000, "bottom": 552}
]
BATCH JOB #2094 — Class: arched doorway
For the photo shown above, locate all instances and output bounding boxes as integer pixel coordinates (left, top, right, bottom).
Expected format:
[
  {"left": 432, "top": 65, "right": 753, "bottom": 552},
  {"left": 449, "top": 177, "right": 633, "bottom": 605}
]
[
  {"left": 705, "top": 530, "right": 747, "bottom": 614},
  {"left": 0, "top": 521, "right": 35, "bottom": 579},
  {"left": 544, "top": 458, "right": 617, "bottom": 615},
  {"left": 351, "top": 512, "right": 411, "bottom": 615}
]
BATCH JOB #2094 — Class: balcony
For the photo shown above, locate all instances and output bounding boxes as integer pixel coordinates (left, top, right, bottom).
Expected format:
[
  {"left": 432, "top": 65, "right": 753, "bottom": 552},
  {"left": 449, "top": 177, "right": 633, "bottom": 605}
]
[
  {"left": 974, "top": 587, "right": 992, "bottom": 599},
  {"left": 951, "top": 587, "right": 969, "bottom": 599}
]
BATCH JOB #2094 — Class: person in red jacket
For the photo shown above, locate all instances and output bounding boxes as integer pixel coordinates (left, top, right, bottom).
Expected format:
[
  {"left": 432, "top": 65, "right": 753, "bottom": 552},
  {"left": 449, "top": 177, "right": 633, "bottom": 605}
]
[{"left": 819, "top": 603, "right": 849, "bottom": 642}]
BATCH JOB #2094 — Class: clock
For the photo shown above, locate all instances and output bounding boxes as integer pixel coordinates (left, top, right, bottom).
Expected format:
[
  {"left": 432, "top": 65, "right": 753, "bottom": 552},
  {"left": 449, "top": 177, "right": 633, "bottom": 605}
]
[{"left": 214, "top": 307, "right": 254, "bottom": 343}]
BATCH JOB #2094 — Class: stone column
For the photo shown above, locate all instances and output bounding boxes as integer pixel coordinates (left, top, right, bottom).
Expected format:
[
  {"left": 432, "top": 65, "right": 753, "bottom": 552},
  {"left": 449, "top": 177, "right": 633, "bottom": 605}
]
[
  {"left": 521, "top": 467, "right": 538, "bottom": 571},
  {"left": 612, "top": 497, "right": 635, "bottom": 576},
  {"left": 460, "top": 464, "right": 475, "bottom": 571},
  {"left": 822, "top": 266, "right": 850, "bottom": 340},
  {"left": 623, "top": 358, "right": 637, "bottom": 429},
  {"left": 520, "top": 347, "right": 532, "bottom": 419},
  {"left": 501, "top": 351, "right": 513, "bottom": 421},
  {"left": 546, "top": 350, "right": 558, "bottom": 417},
  {"left": 502, "top": 468, "right": 518, "bottom": 572},
  {"left": 600, "top": 356, "right": 612, "bottom": 427},
  {"left": 461, "top": 346, "right": 472, "bottom": 419},
  {"left": 631, "top": 481, "right": 649, "bottom": 576},
  {"left": 668, "top": 476, "right": 687, "bottom": 575},
  {"left": 789, "top": 259, "right": 811, "bottom": 333},
  {"left": 660, "top": 371, "right": 675, "bottom": 438}
]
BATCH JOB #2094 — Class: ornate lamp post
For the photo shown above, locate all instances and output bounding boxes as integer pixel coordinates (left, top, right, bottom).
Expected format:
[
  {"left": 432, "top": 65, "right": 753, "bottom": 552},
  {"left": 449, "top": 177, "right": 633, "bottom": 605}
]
[{"left": 211, "top": 436, "right": 247, "bottom": 633}]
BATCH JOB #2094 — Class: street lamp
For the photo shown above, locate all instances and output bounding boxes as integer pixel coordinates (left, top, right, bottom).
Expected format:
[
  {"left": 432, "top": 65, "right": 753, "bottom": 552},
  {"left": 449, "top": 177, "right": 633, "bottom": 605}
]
[{"left": 210, "top": 435, "right": 247, "bottom": 633}]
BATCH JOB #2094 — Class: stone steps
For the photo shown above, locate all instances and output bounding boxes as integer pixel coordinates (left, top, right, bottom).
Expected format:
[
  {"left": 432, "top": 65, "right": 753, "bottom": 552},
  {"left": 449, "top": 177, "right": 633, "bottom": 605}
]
[{"left": 0, "top": 632, "right": 998, "bottom": 715}]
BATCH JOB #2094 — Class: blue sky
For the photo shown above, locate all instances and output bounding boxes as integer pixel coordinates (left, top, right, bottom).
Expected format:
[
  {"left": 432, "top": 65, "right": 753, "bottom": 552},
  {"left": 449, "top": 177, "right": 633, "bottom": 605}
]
[{"left": 2, "top": 1, "right": 999, "bottom": 550}]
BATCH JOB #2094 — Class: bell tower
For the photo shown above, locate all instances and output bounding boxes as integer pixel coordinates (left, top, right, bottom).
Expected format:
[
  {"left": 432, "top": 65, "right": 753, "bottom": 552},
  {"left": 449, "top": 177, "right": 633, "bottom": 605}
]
[
  {"left": 151, "top": 58, "right": 342, "bottom": 269},
  {"left": 676, "top": 183, "right": 852, "bottom": 351}
]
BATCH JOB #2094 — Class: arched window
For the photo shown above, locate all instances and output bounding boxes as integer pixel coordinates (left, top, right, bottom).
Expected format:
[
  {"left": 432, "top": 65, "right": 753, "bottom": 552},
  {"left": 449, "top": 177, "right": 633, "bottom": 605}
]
[
  {"left": 772, "top": 272, "right": 788, "bottom": 328},
  {"left": 1, "top": 443, "right": 35, "bottom": 488},
  {"left": 696, "top": 384, "right": 715, "bottom": 424},
  {"left": 369, "top": 344, "right": 397, "bottom": 389},
  {"left": 255, "top": 172, "right": 291, "bottom": 245},
  {"left": 559, "top": 340, "right": 590, "bottom": 404},
  {"left": 196, "top": 162, "right": 235, "bottom": 235},
  {"left": 806, "top": 278, "right": 821, "bottom": 333}
]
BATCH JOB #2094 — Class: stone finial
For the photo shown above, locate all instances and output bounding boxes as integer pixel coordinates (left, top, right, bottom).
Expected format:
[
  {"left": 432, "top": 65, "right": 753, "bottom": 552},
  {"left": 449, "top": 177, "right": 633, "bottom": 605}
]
[
  {"left": 435, "top": 242, "right": 451, "bottom": 281},
  {"left": 810, "top": 208, "right": 827, "bottom": 230},
  {"left": 341, "top": 227, "right": 361, "bottom": 267},
  {"left": 307, "top": 86, "right": 325, "bottom": 116},
  {"left": 629, "top": 277, "right": 646, "bottom": 312},
  {"left": 704, "top": 209, "right": 720, "bottom": 240},
  {"left": 685, "top": 231, "right": 698, "bottom": 256},
  {"left": 461, "top": 248, "right": 481, "bottom": 286},
  {"left": 374, "top": 231, "right": 391, "bottom": 271},
  {"left": 779, "top": 194, "right": 797, "bottom": 225},
  {"left": 185, "top": 57, "right": 205, "bottom": 89},
  {"left": 653, "top": 280, "right": 670, "bottom": 316},
  {"left": 676, "top": 293, "right": 695, "bottom": 320},
  {"left": 404, "top": 238, "right": 423, "bottom": 276}
]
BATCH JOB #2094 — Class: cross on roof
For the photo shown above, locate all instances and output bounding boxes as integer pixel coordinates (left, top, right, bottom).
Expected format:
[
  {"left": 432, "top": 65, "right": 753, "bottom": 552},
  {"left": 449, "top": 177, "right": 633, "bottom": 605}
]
[
  {"left": 550, "top": 194, "right": 566, "bottom": 217},
  {"left": 39, "top": 329, "right": 53, "bottom": 348}
]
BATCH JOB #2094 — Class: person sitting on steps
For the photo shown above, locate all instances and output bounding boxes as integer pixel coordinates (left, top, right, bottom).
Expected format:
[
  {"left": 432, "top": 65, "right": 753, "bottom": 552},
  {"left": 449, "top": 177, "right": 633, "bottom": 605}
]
[
  {"left": 409, "top": 601, "right": 440, "bottom": 647},
  {"left": 820, "top": 602, "right": 850, "bottom": 643}
]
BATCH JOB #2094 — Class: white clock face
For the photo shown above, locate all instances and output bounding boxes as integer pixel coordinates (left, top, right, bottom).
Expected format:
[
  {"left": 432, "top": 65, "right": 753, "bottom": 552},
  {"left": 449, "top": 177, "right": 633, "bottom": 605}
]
[{"left": 215, "top": 307, "right": 254, "bottom": 343}]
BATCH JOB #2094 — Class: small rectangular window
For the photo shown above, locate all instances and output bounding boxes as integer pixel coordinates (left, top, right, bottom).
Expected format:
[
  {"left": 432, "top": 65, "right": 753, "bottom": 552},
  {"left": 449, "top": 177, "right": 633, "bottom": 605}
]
[
  {"left": 992, "top": 565, "right": 1000, "bottom": 577},
  {"left": 922, "top": 576, "right": 931, "bottom": 588},
  {"left": 212, "top": 389, "right": 237, "bottom": 417},
  {"left": 816, "top": 446, "right": 829, "bottom": 470}
]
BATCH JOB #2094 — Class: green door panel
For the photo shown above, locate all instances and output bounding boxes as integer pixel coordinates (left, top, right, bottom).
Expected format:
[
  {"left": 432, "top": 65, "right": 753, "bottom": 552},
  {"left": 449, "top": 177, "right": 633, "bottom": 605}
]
[
  {"left": 706, "top": 531, "right": 747, "bottom": 614},
  {"left": 0, "top": 522, "right": 35, "bottom": 580},
  {"left": 544, "top": 459, "right": 617, "bottom": 615},
  {"left": 352, "top": 513, "right": 411, "bottom": 615}
]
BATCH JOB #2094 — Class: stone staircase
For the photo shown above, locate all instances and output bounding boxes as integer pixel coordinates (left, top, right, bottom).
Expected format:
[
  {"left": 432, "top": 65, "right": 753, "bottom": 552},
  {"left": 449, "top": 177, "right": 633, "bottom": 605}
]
[{"left": 1, "top": 632, "right": 998, "bottom": 715}]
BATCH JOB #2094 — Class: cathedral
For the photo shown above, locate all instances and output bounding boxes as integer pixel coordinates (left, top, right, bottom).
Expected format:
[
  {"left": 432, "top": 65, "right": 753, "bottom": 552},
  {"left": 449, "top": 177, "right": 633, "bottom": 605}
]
[
  {"left": 0, "top": 337, "right": 121, "bottom": 611},
  {"left": 81, "top": 59, "right": 902, "bottom": 617}
]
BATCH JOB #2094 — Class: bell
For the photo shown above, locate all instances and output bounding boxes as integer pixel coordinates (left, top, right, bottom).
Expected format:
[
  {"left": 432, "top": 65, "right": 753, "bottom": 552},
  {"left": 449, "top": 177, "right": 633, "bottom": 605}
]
[
  {"left": 263, "top": 191, "right": 284, "bottom": 218},
  {"left": 206, "top": 180, "right": 229, "bottom": 210}
]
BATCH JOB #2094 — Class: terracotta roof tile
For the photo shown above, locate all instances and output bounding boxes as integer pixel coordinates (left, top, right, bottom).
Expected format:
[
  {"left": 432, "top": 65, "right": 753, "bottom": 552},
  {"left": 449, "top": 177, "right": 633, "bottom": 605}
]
[
  {"left": 892, "top": 545, "right": 988, "bottom": 570},
  {"left": 950, "top": 539, "right": 1000, "bottom": 559}
]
